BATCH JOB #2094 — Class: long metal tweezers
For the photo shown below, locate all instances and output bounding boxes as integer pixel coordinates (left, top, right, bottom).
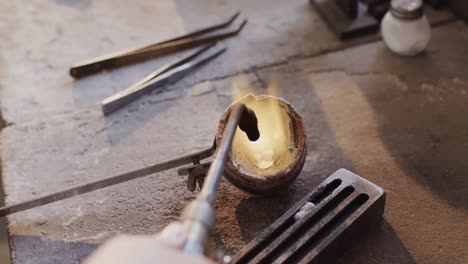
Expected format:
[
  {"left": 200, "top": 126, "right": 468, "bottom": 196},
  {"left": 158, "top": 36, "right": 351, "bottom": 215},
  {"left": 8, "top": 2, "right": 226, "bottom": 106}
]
[
  {"left": 70, "top": 12, "right": 246, "bottom": 78},
  {"left": 101, "top": 43, "right": 226, "bottom": 115}
]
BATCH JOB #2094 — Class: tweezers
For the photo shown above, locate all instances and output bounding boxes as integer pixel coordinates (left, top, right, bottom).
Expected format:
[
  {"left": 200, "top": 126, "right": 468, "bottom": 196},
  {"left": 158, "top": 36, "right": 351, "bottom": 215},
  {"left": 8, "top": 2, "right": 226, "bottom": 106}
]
[
  {"left": 70, "top": 12, "right": 246, "bottom": 78},
  {"left": 101, "top": 43, "right": 226, "bottom": 115}
]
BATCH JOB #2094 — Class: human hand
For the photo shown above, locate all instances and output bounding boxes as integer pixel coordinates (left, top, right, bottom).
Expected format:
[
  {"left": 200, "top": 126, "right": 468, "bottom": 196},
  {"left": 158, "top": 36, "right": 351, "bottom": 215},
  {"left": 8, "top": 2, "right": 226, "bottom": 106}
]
[{"left": 84, "top": 222, "right": 213, "bottom": 264}]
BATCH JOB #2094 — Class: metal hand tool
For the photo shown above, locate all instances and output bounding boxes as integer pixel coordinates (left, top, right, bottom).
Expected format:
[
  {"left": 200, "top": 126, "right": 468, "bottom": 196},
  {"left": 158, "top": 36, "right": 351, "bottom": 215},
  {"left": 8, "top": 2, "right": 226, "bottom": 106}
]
[
  {"left": 181, "top": 103, "right": 259, "bottom": 256},
  {"left": 0, "top": 103, "right": 259, "bottom": 263},
  {"left": 101, "top": 43, "right": 226, "bottom": 115},
  {"left": 0, "top": 104, "right": 259, "bottom": 229},
  {"left": 0, "top": 144, "right": 215, "bottom": 217},
  {"left": 70, "top": 12, "right": 247, "bottom": 78}
]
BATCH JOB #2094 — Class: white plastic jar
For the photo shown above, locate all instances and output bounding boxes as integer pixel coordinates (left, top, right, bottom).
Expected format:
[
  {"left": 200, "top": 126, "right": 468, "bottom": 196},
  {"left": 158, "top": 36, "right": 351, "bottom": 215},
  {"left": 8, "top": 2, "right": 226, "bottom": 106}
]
[{"left": 381, "top": 0, "right": 431, "bottom": 56}]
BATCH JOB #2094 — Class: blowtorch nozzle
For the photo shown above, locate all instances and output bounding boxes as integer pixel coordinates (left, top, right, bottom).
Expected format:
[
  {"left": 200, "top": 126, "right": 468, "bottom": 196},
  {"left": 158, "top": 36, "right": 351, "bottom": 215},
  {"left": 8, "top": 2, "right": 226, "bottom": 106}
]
[{"left": 239, "top": 106, "right": 260, "bottom": 141}]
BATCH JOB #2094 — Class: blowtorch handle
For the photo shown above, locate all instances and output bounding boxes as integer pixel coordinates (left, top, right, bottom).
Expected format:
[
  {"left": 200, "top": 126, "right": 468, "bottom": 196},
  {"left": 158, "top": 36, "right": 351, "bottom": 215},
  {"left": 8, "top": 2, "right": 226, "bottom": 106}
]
[
  {"left": 181, "top": 199, "right": 216, "bottom": 255},
  {"left": 198, "top": 103, "right": 246, "bottom": 204},
  {"left": 181, "top": 104, "right": 247, "bottom": 255}
]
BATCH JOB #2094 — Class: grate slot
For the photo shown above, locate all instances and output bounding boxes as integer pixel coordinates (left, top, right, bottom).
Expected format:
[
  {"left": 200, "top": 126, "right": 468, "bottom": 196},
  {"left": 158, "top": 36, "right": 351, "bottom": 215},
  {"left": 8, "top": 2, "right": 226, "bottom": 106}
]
[
  {"left": 286, "top": 193, "right": 369, "bottom": 263},
  {"left": 235, "top": 217, "right": 295, "bottom": 264},
  {"left": 255, "top": 186, "right": 355, "bottom": 264},
  {"left": 309, "top": 178, "right": 342, "bottom": 205},
  {"left": 234, "top": 179, "right": 342, "bottom": 264}
]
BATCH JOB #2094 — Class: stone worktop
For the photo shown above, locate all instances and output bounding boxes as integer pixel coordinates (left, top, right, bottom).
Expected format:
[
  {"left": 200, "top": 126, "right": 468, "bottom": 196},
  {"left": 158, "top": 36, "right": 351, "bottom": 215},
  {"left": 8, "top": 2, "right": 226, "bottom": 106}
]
[{"left": 0, "top": 1, "right": 466, "bottom": 263}]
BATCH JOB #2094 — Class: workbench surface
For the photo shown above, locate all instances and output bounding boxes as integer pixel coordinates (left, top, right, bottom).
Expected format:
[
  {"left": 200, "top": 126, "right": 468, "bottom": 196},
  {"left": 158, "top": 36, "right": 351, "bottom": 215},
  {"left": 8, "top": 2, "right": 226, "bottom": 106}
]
[{"left": 0, "top": 1, "right": 466, "bottom": 263}]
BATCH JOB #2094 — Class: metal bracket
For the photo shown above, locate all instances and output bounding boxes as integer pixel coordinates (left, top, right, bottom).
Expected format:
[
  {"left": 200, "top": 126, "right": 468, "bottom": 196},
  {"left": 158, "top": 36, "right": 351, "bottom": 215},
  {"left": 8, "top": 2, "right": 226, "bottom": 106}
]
[
  {"left": 311, "top": 0, "right": 452, "bottom": 40},
  {"left": 178, "top": 162, "right": 211, "bottom": 192},
  {"left": 310, "top": 0, "right": 380, "bottom": 40}
]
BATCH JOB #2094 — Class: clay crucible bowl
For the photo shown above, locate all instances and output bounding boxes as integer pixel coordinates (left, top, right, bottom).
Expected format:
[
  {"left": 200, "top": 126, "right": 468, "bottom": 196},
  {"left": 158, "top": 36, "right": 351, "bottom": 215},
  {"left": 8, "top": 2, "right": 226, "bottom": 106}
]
[{"left": 216, "top": 95, "right": 307, "bottom": 194}]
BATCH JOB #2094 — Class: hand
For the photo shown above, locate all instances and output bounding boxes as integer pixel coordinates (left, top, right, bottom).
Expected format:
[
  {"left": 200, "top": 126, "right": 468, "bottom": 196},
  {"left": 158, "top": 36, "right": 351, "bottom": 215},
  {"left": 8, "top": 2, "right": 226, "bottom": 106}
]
[{"left": 84, "top": 222, "right": 213, "bottom": 264}]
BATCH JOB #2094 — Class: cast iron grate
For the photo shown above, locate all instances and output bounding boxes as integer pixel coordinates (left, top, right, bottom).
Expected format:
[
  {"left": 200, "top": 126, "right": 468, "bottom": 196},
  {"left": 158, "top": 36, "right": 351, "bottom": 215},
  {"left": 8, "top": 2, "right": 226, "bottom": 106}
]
[{"left": 232, "top": 169, "right": 385, "bottom": 264}]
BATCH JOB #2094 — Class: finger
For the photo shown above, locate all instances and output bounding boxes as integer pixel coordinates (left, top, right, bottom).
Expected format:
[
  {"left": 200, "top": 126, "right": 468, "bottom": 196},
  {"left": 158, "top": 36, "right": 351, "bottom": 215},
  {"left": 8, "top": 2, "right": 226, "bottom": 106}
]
[{"left": 158, "top": 222, "right": 186, "bottom": 249}]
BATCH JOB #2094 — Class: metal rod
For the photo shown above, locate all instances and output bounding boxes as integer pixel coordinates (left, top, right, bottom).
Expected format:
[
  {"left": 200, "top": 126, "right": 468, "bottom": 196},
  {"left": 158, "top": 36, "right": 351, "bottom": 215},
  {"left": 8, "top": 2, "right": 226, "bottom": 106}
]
[
  {"left": 198, "top": 104, "right": 245, "bottom": 204},
  {"left": 182, "top": 103, "right": 247, "bottom": 255},
  {"left": 0, "top": 146, "right": 215, "bottom": 217}
]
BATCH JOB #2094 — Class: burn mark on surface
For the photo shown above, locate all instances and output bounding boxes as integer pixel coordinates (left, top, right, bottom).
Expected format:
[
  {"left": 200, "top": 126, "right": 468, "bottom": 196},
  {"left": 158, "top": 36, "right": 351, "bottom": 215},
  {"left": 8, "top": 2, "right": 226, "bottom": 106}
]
[{"left": 54, "top": 0, "right": 91, "bottom": 10}]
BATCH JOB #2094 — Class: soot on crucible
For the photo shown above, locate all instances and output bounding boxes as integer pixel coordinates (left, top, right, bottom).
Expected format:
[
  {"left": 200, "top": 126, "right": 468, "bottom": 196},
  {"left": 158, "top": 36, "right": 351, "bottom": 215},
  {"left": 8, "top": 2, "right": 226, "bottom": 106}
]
[{"left": 239, "top": 106, "right": 260, "bottom": 142}]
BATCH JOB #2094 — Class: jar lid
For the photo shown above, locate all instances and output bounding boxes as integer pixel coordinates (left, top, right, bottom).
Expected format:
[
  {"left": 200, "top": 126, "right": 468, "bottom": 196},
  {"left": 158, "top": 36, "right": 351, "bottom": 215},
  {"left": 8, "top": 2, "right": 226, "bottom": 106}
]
[{"left": 390, "top": 0, "right": 424, "bottom": 20}]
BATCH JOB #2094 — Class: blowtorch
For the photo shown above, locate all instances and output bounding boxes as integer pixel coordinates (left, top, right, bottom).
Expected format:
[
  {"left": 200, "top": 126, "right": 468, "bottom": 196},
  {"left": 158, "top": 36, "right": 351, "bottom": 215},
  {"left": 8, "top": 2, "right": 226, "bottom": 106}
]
[
  {"left": 180, "top": 103, "right": 259, "bottom": 255},
  {"left": 0, "top": 103, "right": 260, "bottom": 258},
  {"left": 0, "top": 96, "right": 386, "bottom": 263}
]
